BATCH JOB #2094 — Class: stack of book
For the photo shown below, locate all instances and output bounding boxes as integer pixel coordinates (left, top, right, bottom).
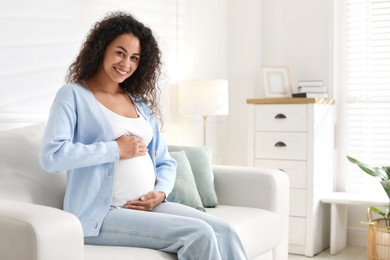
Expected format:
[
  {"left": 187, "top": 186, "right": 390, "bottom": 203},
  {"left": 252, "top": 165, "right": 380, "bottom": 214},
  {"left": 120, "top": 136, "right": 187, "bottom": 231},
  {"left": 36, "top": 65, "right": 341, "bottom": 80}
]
[{"left": 292, "top": 80, "right": 329, "bottom": 98}]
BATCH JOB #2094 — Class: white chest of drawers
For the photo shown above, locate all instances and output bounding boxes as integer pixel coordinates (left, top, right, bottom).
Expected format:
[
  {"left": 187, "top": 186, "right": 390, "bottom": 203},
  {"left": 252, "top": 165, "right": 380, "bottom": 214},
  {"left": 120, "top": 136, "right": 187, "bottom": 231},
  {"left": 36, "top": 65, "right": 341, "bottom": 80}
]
[{"left": 247, "top": 98, "right": 335, "bottom": 256}]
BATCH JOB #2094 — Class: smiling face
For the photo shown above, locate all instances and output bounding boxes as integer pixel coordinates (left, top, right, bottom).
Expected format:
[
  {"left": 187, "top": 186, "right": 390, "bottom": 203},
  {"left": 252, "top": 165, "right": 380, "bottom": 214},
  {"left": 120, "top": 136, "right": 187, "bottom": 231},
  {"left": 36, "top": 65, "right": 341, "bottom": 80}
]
[{"left": 100, "top": 33, "right": 141, "bottom": 84}]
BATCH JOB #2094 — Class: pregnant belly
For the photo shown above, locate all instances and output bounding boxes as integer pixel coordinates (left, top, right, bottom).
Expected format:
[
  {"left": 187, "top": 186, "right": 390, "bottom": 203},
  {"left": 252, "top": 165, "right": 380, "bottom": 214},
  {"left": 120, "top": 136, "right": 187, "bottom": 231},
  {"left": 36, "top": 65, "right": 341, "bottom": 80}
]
[{"left": 111, "top": 154, "right": 156, "bottom": 207}]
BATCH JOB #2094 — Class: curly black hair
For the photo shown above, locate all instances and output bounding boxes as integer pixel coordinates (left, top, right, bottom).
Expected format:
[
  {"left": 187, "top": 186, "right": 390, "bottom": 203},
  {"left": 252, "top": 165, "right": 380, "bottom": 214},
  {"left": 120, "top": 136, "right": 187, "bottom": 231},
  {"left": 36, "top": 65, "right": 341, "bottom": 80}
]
[{"left": 66, "top": 11, "right": 162, "bottom": 119}]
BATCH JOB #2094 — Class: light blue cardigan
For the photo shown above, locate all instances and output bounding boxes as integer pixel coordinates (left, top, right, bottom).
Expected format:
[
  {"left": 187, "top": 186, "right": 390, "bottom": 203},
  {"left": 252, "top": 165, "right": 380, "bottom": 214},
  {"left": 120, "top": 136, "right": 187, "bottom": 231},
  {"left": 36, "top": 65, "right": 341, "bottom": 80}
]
[{"left": 39, "top": 83, "right": 176, "bottom": 236}]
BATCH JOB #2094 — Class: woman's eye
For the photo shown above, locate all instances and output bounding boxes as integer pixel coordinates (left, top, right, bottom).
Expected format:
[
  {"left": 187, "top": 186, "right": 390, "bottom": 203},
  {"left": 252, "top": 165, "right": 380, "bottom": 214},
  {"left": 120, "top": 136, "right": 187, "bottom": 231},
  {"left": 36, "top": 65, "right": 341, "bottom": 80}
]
[
  {"left": 131, "top": 56, "right": 139, "bottom": 62},
  {"left": 116, "top": 51, "right": 125, "bottom": 57}
]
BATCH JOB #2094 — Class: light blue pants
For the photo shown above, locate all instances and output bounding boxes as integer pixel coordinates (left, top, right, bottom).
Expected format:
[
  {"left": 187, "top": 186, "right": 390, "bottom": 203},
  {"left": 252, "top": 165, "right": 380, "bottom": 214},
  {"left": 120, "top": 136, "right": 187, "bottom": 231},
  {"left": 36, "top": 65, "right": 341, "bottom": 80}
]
[{"left": 84, "top": 202, "right": 248, "bottom": 260}]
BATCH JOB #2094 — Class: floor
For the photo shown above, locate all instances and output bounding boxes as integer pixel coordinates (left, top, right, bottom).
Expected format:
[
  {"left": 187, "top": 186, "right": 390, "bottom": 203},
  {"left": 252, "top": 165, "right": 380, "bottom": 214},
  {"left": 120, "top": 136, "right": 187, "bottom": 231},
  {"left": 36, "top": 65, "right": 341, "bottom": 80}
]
[{"left": 289, "top": 246, "right": 367, "bottom": 260}]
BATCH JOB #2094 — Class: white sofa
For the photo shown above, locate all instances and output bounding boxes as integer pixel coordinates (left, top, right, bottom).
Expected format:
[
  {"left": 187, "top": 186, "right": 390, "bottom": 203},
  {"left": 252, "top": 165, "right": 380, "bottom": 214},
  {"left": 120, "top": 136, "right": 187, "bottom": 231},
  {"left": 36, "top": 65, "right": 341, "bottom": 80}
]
[{"left": 0, "top": 123, "right": 289, "bottom": 260}]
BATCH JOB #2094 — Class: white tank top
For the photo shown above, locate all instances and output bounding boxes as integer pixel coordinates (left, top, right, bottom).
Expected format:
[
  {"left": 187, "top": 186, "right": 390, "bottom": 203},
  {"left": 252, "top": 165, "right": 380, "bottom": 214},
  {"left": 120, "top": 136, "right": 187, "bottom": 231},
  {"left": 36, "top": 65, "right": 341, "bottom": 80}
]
[{"left": 99, "top": 103, "right": 156, "bottom": 207}]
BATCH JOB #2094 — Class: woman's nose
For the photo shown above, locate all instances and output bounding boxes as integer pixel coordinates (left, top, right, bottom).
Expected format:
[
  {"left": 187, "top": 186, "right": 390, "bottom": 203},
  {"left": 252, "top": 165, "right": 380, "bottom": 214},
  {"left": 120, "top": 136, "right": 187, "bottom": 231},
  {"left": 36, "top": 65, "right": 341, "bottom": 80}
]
[{"left": 120, "top": 59, "right": 131, "bottom": 67}]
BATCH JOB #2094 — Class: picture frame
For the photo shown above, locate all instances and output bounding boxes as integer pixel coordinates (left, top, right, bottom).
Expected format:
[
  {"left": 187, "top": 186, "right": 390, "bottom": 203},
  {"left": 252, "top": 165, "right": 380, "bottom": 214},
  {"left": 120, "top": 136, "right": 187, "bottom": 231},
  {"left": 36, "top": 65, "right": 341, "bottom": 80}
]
[{"left": 262, "top": 66, "right": 292, "bottom": 98}]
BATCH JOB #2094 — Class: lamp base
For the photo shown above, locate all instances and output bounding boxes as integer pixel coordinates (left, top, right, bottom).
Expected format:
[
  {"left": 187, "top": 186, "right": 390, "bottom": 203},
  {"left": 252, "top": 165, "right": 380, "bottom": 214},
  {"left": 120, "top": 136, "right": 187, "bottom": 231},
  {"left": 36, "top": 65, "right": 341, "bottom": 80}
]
[{"left": 202, "top": 114, "right": 208, "bottom": 146}]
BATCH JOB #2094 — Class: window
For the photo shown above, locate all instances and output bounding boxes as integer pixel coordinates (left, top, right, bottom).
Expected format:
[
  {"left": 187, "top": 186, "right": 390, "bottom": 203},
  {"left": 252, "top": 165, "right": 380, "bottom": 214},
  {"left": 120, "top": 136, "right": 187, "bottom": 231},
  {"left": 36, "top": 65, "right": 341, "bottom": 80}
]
[
  {"left": 0, "top": 0, "right": 183, "bottom": 118},
  {"left": 336, "top": 0, "right": 390, "bottom": 195}
]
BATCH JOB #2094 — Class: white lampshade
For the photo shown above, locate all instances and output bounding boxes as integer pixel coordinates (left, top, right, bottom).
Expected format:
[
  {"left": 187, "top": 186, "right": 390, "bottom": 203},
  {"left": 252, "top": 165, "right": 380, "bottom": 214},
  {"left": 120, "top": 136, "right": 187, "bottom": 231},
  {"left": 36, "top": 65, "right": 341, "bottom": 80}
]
[{"left": 178, "top": 80, "right": 229, "bottom": 116}]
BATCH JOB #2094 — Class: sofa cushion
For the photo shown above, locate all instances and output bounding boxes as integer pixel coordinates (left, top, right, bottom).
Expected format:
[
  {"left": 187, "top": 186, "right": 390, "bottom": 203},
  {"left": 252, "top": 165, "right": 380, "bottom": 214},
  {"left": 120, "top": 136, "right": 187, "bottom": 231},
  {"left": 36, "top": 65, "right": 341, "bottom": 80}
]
[
  {"left": 0, "top": 123, "right": 66, "bottom": 208},
  {"left": 168, "top": 145, "right": 218, "bottom": 208},
  {"left": 167, "top": 151, "right": 205, "bottom": 211},
  {"left": 207, "top": 206, "right": 282, "bottom": 259}
]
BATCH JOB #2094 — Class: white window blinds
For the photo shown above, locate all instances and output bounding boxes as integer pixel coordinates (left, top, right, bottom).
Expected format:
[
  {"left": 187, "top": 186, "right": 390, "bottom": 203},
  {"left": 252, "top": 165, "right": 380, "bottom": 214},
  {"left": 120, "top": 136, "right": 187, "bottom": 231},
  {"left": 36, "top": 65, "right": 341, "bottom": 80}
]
[
  {"left": 338, "top": 0, "right": 390, "bottom": 195},
  {"left": 0, "top": 0, "right": 183, "bottom": 117}
]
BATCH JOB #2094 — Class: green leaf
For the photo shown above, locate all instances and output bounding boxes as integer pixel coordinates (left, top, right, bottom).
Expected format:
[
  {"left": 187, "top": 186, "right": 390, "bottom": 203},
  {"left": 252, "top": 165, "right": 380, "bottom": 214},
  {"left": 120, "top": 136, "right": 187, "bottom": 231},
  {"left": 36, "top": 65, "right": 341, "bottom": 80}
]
[
  {"left": 346, "top": 156, "right": 387, "bottom": 180},
  {"left": 381, "top": 180, "right": 390, "bottom": 201},
  {"left": 383, "top": 166, "right": 390, "bottom": 179},
  {"left": 360, "top": 220, "right": 378, "bottom": 225},
  {"left": 347, "top": 156, "right": 390, "bottom": 214},
  {"left": 370, "top": 205, "right": 386, "bottom": 218}
]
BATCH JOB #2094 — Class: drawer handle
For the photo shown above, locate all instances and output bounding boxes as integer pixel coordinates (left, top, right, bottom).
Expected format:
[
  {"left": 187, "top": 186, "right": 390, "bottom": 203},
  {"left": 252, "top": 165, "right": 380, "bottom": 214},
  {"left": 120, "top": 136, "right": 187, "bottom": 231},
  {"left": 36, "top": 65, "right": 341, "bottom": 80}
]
[
  {"left": 274, "top": 113, "right": 287, "bottom": 119},
  {"left": 274, "top": 141, "right": 286, "bottom": 147}
]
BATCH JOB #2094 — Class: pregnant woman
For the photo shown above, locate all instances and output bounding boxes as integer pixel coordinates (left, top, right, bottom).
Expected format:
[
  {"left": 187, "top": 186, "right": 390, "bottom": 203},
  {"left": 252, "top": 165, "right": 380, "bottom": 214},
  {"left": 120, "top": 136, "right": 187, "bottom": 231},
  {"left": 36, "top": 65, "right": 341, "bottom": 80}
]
[{"left": 39, "top": 11, "right": 247, "bottom": 260}]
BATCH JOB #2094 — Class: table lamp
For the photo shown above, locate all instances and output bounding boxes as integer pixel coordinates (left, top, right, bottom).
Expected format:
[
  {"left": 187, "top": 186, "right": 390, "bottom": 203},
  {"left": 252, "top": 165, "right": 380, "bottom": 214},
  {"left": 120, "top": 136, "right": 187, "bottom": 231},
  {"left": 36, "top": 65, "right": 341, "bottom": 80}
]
[{"left": 178, "top": 79, "right": 229, "bottom": 146}]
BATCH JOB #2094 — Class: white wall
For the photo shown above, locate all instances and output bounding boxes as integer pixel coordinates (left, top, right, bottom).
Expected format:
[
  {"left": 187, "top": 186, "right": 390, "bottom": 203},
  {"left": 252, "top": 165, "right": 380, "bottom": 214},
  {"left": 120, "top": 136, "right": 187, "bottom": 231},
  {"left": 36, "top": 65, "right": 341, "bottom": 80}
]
[
  {"left": 223, "top": 0, "right": 261, "bottom": 165},
  {"left": 0, "top": 0, "right": 181, "bottom": 127},
  {"left": 223, "top": 0, "right": 332, "bottom": 165}
]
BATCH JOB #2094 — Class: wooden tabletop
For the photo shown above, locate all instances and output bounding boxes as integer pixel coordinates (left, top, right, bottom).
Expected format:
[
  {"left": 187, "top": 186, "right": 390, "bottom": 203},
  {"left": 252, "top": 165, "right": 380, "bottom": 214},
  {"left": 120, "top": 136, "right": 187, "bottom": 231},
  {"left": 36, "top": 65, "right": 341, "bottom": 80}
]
[{"left": 246, "top": 98, "right": 335, "bottom": 105}]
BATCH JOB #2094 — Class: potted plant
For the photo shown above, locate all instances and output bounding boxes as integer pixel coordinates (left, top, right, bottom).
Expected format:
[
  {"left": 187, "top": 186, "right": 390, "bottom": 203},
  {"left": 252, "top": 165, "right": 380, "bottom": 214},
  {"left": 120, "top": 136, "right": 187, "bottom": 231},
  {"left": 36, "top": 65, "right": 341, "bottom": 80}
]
[{"left": 347, "top": 156, "right": 390, "bottom": 260}]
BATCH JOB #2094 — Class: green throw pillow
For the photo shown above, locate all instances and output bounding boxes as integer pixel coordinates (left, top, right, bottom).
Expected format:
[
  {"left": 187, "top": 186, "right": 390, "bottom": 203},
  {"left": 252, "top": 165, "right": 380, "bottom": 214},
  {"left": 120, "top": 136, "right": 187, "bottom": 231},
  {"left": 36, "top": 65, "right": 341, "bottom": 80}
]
[
  {"left": 167, "top": 151, "right": 205, "bottom": 211},
  {"left": 168, "top": 145, "right": 219, "bottom": 208}
]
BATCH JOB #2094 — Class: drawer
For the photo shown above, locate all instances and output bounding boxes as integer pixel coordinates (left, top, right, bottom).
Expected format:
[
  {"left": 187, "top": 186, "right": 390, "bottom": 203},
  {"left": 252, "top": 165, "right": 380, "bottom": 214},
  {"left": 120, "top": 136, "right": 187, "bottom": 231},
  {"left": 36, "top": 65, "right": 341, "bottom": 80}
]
[
  {"left": 290, "top": 189, "right": 306, "bottom": 217},
  {"left": 254, "top": 132, "right": 307, "bottom": 160},
  {"left": 289, "top": 216, "right": 306, "bottom": 245},
  {"left": 254, "top": 105, "right": 307, "bottom": 132},
  {"left": 254, "top": 159, "right": 307, "bottom": 189}
]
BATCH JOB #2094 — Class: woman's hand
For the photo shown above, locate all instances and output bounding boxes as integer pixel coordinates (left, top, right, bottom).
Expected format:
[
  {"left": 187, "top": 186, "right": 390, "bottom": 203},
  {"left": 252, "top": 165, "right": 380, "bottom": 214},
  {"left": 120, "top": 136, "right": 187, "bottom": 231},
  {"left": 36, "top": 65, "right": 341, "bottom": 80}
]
[
  {"left": 123, "top": 191, "right": 166, "bottom": 211},
  {"left": 116, "top": 135, "right": 147, "bottom": 159}
]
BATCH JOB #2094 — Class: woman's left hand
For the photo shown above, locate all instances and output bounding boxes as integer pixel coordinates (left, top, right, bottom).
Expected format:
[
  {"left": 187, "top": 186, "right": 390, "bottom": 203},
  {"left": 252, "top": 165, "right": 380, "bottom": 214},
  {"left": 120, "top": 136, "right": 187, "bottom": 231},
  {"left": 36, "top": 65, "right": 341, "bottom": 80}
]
[{"left": 124, "top": 191, "right": 166, "bottom": 211}]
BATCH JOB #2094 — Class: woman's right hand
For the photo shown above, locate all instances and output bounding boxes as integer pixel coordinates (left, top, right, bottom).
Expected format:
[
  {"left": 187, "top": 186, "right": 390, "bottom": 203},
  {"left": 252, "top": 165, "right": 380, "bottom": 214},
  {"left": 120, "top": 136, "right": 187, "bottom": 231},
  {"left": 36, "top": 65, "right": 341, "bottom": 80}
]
[{"left": 116, "top": 135, "right": 148, "bottom": 159}]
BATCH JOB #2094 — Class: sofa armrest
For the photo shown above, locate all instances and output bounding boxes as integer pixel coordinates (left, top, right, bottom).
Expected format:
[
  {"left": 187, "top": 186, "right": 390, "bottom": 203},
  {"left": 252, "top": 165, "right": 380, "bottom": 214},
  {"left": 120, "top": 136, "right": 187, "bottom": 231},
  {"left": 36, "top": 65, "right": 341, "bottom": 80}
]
[
  {"left": 213, "top": 165, "right": 289, "bottom": 211},
  {"left": 0, "top": 199, "right": 84, "bottom": 260},
  {"left": 212, "top": 165, "right": 289, "bottom": 260}
]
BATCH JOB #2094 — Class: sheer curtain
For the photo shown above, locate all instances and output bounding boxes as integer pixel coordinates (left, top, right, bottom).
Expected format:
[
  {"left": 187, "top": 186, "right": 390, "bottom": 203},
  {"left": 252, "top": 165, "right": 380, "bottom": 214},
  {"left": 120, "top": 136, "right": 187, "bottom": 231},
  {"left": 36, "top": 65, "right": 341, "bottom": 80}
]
[{"left": 336, "top": 0, "right": 390, "bottom": 196}]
